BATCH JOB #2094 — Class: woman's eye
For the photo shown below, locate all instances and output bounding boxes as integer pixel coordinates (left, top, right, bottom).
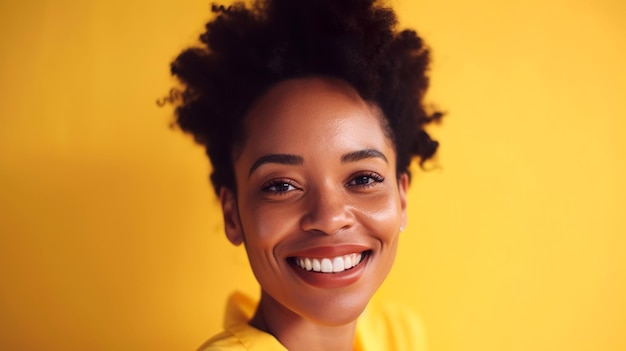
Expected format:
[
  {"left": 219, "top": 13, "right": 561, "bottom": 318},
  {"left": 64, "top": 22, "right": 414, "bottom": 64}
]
[
  {"left": 348, "top": 173, "right": 384, "bottom": 187},
  {"left": 262, "top": 180, "right": 298, "bottom": 193}
]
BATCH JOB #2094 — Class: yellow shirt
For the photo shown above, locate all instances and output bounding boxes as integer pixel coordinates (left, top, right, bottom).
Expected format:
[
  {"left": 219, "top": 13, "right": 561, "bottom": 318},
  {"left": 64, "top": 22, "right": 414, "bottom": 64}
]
[{"left": 197, "top": 292, "right": 426, "bottom": 351}]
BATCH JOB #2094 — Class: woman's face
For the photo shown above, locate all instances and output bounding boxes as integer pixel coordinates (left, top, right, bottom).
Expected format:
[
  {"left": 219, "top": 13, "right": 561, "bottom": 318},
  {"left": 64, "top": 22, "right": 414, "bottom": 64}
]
[{"left": 220, "top": 77, "right": 408, "bottom": 326}]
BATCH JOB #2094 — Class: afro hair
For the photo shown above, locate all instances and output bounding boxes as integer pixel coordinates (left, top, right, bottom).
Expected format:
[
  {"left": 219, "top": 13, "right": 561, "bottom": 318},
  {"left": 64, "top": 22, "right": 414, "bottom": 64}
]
[{"left": 163, "top": 0, "right": 442, "bottom": 194}]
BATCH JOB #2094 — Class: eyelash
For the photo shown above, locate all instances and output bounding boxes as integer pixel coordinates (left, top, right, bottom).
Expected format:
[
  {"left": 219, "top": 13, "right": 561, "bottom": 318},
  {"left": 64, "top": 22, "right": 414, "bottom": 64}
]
[
  {"left": 260, "top": 172, "right": 384, "bottom": 195},
  {"left": 347, "top": 172, "right": 385, "bottom": 188},
  {"left": 261, "top": 179, "right": 300, "bottom": 194}
]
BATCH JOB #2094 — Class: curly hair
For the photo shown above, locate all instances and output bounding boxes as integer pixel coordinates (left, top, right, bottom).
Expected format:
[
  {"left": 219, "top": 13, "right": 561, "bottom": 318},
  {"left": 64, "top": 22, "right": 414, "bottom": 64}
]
[{"left": 164, "top": 0, "right": 442, "bottom": 195}]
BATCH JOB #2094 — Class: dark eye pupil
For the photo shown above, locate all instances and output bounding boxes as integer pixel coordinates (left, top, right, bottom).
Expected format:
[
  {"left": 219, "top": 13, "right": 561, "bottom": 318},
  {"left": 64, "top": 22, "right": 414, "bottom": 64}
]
[
  {"left": 356, "top": 176, "right": 370, "bottom": 185},
  {"left": 278, "top": 183, "right": 290, "bottom": 191}
]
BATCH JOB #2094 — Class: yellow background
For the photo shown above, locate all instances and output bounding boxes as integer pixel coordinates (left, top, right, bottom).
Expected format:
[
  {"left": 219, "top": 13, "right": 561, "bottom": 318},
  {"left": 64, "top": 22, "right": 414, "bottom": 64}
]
[{"left": 0, "top": 0, "right": 624, "bottom": 350}]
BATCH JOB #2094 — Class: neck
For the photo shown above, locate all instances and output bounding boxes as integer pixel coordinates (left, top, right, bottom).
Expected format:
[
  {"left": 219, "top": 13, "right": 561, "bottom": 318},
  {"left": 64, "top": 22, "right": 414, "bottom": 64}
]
[{"left": 250, "top": 291, "right": 357, "bottom": 351}]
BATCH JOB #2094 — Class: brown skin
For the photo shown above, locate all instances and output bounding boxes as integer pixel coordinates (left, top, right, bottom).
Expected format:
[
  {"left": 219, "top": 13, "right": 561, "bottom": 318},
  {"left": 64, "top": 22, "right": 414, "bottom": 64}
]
[{"left": 220, "top": 77, "right": 408, "bottom": 351}]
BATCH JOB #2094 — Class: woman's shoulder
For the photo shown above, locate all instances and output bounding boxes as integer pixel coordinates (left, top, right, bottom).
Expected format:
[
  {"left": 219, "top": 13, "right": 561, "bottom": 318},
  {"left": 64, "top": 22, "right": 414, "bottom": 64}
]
[
  {"left": 197, "top": 324, "right": 288, "bottom": 351},
  {"left": 197, "top": 292, "right": 287, "bottom": 351},
  {"left": 197, "top": 330, "right": 247, "bottom": 351}
]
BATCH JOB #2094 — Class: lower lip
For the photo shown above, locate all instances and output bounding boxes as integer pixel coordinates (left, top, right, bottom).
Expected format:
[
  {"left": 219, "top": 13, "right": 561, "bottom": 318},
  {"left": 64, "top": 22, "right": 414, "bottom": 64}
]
[{"left": 288, "top": 253, "right": 369, "bottom": 289}]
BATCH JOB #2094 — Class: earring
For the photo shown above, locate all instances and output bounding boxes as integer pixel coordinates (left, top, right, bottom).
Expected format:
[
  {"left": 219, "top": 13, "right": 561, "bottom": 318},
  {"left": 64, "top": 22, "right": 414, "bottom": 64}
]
[{"left": 399, "top": 226, "right": 404, "bottom": 233}]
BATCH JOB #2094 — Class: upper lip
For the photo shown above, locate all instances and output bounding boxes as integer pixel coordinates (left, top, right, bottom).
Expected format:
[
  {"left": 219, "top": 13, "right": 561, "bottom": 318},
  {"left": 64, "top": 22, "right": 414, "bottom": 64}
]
[{"left": 287, "top": 244, "right": 371, "bottom": 258}]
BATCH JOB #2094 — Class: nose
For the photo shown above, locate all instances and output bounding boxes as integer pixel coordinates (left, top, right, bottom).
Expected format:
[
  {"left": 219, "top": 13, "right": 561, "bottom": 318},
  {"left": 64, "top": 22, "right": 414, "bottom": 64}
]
[{"left": 299, "top": 184, "right": 355, "bottom": 235}]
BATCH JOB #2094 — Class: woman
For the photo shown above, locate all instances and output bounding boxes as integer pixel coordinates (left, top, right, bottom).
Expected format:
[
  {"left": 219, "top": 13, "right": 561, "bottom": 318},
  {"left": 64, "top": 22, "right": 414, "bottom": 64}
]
[{"left": 165, "top": 0, "right": 441, "bottom": 349}]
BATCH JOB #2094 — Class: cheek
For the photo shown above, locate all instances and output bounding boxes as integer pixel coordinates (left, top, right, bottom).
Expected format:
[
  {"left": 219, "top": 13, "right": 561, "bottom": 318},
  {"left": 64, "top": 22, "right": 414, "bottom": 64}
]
[
  {"left": 240, "top": 204, "right": 299, "bottom": 248},
  {"left": 240, "top": 206, "right": 295, "bottom": 282},
  {"left": 357, "top": 192, "right": 403, "bottom": 239}
]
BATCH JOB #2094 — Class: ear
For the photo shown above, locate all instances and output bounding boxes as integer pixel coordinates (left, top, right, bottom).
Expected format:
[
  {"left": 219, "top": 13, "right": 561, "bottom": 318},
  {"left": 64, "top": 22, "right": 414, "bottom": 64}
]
[
  {"left": 219, "top": 187, "right": 244, "bottom": 246},
  {"left": 398, "top": 173, "right": 409, "bottom": 230}
]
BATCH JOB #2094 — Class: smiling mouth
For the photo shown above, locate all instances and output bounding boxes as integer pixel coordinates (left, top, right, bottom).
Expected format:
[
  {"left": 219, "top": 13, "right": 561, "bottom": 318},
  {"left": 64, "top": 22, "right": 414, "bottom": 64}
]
[{"left": 289, "top": 251, "right": 371, "bottom": 273}]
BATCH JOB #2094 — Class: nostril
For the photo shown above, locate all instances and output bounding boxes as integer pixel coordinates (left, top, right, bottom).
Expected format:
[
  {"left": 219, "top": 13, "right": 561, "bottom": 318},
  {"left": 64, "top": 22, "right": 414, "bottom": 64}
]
[
  {"left": 298, "top": 186, "right": 356, "bottom": 235},
  {"left": 300, "top": 201, "right": 354, "bottom": 235}
]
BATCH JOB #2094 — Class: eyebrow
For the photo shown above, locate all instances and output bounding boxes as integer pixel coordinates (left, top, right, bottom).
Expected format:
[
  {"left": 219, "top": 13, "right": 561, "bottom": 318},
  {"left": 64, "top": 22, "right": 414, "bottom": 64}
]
[
  {"left": 248, "top": 154, "right": 304, "bottom": 177},
  {"left": 248, "top": 149, "right": 388, "bottom": 177},
  {"left": 341, "top": 149, "right": 388, "bottom": 164}
]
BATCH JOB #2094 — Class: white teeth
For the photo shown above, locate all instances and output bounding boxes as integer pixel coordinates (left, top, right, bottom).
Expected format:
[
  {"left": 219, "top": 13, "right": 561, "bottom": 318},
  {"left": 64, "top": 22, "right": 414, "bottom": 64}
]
[
  {"left": 321, "top": 258, "right": 333, "bottom": 273},
  {"left": 332, "top": 257, "right": 344, "bottom": 272},
  {"left": 312, "top": 258, "right": 321, "bottom": 271},
  {"left": 344, "top": 255, "right": 352, "bottom": 268},
  {"left": 294, "top": 253, "right": 365, "bottom": 273}
]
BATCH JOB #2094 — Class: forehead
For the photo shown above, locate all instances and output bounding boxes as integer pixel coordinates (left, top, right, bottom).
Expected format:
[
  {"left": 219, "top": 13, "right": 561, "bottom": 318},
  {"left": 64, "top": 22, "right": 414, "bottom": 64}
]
[{"left": 239, "top": 77, "right": 394, "bottom": 157}]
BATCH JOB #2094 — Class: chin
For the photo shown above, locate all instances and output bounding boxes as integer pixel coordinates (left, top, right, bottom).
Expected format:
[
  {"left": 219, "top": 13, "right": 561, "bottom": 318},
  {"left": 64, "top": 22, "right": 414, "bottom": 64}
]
[{"left": 297, "top": 289, "right": 375, "bottom": 327}]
